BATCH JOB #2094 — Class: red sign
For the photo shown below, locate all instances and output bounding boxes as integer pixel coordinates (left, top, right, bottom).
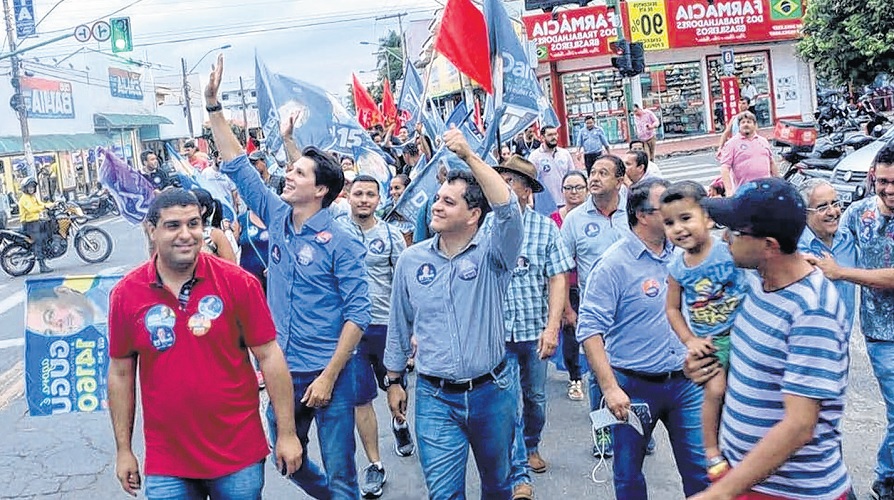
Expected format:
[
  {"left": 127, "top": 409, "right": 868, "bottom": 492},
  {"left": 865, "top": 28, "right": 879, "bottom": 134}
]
[
  {"left": 523, "top": 6, "right": 618, "bottom": 62},
  {"left": 720, "top": 76, "right": 741, "bottom": 125},
  {"left": 667, "top": 0, "right": 804, "bottom": 48}
]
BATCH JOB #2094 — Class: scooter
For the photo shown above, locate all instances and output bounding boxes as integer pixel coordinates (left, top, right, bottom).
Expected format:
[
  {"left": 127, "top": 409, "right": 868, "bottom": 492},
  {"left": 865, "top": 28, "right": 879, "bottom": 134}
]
[{"left": 74, "top": 190, "right": 120, "bottom": 219}]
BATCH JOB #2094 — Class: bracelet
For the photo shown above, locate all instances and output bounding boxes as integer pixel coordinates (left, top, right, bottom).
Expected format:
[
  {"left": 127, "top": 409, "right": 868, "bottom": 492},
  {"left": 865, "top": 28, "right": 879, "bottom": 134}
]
[{"left": 205, "top": 102, "right": 223, "bottom": 113}]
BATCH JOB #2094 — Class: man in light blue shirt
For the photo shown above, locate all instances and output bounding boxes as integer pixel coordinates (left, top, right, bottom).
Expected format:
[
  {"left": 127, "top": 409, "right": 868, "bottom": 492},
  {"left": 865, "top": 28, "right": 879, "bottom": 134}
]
[
  {"left": 384, "top": 128, "right": 524, "bottom": 499},
  {"left": 797, "top": 179, "right": 857, "bottom": 333},
  {"left": 206, "top": 57, "right": 371, "bottom": 500},
  {"left": 577, "top": 178, "right": 708, "bottom": 499},
  {"left": 576, "top": 116, "right": 611, "bottom": 175}
]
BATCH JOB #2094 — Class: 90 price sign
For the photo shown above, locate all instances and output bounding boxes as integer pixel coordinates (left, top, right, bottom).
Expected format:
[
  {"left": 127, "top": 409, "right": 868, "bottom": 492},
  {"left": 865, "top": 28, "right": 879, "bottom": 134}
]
[{"left": 627, "top": 0, "right": 670, "bottom": 50}]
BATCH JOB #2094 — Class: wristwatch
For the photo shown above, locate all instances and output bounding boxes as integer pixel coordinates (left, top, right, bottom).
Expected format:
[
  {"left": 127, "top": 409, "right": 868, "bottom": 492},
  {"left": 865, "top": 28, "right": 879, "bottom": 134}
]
[
  {"left": 383, "top": 374, "right": 406, "bottom": 389},
  {"left": 205, "top": 102, "right": 223, "bottom": 113}
]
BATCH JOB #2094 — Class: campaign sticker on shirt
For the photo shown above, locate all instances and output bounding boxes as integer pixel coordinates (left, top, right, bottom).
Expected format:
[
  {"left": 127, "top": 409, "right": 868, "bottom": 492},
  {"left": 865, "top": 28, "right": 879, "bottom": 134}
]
[
  {"left": 197, "top": 295, "right": 224, "bottom": 320},
  {"left": 540, "top": 160, "right": 552, "bottom": 173},
  {"left": 513, "top": 256, "right": 530, "bottom": 276},
  {"left": 369, "top": 238, "right": 386, "bottom": 255},
  {"left": 152, "top": 175, "right": 162, "bottom": 185},
  {"left": 144, "top": 304, "right": 176, "bottom": 331},
  {"left": 188, "top": 313, "right": 212, "bottom": 337},
  {"left": 416, "top": 263, "right": 437, "bottom": 285},
  {"left": 248, "top": 226, "right": 259, "bottom": 237},
  {"left": 641, "top": 278, "right": 661, "bottom": 298},
  {"left": 298, "top": 244, "right": 314, "bottom": 266},
  {"left": 149, "top": 326, "right": 176, "bottom": 351},
  {"left": 271, "top": 244, "right": 281, "bottom": 264},
  {"left": 585, "top": 223, "right": 601, "bottom": 238},
  {"left": 457, "top": 258, "right": 479, "bottom": 281},
  {"left": 315, "top": 231, "right": 333, "bottom": 244}
]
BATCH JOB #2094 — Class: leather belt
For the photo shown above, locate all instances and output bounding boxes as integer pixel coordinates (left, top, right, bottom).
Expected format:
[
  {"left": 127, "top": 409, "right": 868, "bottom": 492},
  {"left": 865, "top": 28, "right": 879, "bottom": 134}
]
[
  {"left": 419, "top": 359, "right": 507, "bottom": 393},
  {"left": 614, "top": 366, "right": 686, "bottom": 383}
]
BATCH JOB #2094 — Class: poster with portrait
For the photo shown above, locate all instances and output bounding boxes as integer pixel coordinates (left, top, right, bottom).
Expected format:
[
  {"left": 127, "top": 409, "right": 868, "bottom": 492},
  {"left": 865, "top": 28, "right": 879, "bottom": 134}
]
[{"left": 24, "top": 275, "right": 121, "bottom": 417}]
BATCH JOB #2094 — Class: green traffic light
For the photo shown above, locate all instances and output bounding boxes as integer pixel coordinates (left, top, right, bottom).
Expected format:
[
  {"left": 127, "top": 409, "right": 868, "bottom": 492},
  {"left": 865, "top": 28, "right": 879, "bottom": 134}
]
[{"left": 110, "top": 17, "right": 133, "bottom": 53}]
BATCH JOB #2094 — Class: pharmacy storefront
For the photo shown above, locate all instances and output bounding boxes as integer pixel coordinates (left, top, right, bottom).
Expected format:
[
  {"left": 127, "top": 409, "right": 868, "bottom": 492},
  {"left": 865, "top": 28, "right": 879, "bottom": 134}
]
[{"left": 525, "top": 0, "right": 812, "bottom": 146}]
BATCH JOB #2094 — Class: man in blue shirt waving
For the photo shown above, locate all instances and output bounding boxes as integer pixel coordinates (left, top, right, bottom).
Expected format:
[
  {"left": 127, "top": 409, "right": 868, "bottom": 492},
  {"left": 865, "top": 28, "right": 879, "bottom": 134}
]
[
  {"left": 205, "top": 55, "right": 371, "bottom": 500},
  {"left": 384, "top": 126, "right": 524, "bottom": 499}
]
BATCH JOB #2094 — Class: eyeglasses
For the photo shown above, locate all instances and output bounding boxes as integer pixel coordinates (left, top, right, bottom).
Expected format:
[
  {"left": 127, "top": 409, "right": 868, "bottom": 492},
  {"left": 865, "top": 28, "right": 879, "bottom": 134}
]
[
  {"left": 806, "top": 201, "right": 841, "bottom": 214},
  {"left": 562, "top": 185, "right": 587, "bottom": 192}
]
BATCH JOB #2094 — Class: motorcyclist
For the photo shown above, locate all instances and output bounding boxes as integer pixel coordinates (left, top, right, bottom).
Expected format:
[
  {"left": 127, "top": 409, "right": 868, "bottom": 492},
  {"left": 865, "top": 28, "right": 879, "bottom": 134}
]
[{"left": 18, "top": 177, "right": 54, "bottom": 273}]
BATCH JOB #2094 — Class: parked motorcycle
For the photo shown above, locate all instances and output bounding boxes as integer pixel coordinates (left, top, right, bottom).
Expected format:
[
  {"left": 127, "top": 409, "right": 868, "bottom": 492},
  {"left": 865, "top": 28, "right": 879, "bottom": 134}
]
[
  {"left": 0, "top": 201, "right": 113, "bottom": 277},
  {"left": 781, "top": 132, "right": 874, "bottom": 181},
  {"left": 74, "top": 190, "right": 120, "bottom": 219}
]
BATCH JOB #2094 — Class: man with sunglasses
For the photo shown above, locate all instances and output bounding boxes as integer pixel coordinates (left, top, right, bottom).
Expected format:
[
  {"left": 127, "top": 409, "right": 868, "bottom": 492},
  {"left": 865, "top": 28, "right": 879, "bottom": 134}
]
[{"left": 802, "top": 144, "right": 894, "bottom": 499}]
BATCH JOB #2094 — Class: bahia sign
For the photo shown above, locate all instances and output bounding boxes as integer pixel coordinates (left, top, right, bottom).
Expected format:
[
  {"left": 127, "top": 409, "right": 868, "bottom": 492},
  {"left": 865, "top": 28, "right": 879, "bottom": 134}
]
[{"left": 21, "top": 76, "right": 75, "bottom": 119}]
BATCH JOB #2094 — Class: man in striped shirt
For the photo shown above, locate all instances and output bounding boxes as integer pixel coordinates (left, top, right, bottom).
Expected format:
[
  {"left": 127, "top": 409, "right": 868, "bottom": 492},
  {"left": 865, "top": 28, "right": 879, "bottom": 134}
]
[{"left": 688, "top": 178, "right": 851, "bottom": 500}]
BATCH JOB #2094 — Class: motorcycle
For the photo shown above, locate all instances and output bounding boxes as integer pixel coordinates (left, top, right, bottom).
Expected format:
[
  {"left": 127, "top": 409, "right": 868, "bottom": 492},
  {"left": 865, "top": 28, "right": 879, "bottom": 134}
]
[
  {"left": 74, "top": 190, "right": 120, "bottom": 219},
  {"left": 780, "top": 132, "right": 874, "bottom": 182},
  {"left": 0, "top": 201, "right": 113, "bottom": 277}
]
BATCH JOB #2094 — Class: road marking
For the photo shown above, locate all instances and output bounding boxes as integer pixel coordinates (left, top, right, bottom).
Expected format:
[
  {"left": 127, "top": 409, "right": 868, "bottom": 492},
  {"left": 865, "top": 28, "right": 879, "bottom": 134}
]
[
  {"left": 0, "top": 360, "right": 24, "bottom": 410},
  {"left": 0, "top": 338, "right": 23, "bottom": 349},
  {"left": 0, "top": 290, "right": 25, "bottom": 315}
]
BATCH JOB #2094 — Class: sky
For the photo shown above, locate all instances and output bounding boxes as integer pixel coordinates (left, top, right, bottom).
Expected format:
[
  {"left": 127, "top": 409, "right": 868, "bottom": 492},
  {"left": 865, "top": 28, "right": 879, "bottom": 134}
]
[{"left": 11, "top": 0, "right": 448, "bottom": 99}]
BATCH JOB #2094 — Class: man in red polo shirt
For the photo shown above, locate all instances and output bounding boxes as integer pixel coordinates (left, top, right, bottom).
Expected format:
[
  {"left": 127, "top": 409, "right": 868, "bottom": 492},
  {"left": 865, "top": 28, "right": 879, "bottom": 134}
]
[{"left": 107, "top": 188, "right": 301, "bottom": 499}]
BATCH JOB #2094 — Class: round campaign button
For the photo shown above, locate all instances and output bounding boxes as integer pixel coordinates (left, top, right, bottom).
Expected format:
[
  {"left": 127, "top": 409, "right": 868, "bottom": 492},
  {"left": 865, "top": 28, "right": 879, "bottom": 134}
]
[
  {"left": 416, "top": 263, "right": 436, "bottom": 285},
  {"left": 369, "top": 238, "right": 386, "bottom": 255},
  {"left": 145, "top": 304, "right": 177, "bottom": 351},
  {"left": 188, "top": 313, "right": 212, "bottom": 337},
  {"left": 197, "top": 295, "right": 224, "bottom": 320},
  {"left": 150, "top": 326, "right": 175, "bottom": 351},
  {"left": 584, "top": 223, "right": 601, "bottom": 238}
]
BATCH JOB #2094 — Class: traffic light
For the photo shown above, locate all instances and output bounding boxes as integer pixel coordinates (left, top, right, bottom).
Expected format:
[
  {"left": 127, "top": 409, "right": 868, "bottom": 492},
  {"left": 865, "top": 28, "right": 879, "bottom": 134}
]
[
  {"left": 630, "top": 42, "right": 645, "bottom": 75},
  {"left": 610, "top": 40, "right": 632, "bottom": 76},
  {"left": 110, "top": 17, "right": 132, "bottom": 53}
]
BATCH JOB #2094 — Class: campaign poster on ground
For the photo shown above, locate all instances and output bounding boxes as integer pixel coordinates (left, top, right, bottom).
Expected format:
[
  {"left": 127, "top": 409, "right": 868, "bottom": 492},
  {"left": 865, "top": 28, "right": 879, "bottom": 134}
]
[{"left": 24, "top": 275, "right": 121, "bottom": 417}]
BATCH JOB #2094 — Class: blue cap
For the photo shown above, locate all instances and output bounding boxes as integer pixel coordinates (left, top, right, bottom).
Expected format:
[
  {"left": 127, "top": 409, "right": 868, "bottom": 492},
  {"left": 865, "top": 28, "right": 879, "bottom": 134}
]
[{"left": 702, "top": 177, "right": 806, "bottom": 245}]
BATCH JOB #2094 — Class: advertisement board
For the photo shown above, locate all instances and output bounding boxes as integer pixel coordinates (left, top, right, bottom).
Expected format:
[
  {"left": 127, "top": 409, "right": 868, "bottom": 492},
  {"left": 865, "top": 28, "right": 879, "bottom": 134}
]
[
  {"left": 108, "top": 67, "right": 143, "bottom": 100},
  {"left": 523, "top": 6, "right": 618, "bottom": 62},
  {"left": 21, "top": 77, "right": 75, "bottom": 119}
]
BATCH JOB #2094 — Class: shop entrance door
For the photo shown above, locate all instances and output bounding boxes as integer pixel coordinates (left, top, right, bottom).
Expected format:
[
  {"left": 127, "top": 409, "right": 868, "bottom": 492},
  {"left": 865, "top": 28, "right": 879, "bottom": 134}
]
[
  {"left": 562, "top": 69, "right": 630, "bottom": 146},
  {"left": 707, "top": 51, "right": 774, "bottom": 131}
]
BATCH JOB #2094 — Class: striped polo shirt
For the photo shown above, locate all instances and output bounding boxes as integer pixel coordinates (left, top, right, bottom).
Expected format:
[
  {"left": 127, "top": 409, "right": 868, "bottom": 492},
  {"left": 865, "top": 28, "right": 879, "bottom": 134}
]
[{"left": 721, "top": 269, "right": 851, "bottom": 500}]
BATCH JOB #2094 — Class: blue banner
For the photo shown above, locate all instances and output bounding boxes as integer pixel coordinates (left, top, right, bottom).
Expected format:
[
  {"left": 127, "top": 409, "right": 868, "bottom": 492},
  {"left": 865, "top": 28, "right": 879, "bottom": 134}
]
[
  {"left": 13, "top": 0, "right": 35, "bottom": 38},
  {"left": 98, "top": 148, "right": 154, "bottom": 225},
  {"left": 25, "top": 275, "right": 121, "bottom": 416},
  {"left": 387, "top": 146, "right": 469, "bottom": 225},
  {"left": 164, "top": 144, "right": 236, "bottom": 221}
]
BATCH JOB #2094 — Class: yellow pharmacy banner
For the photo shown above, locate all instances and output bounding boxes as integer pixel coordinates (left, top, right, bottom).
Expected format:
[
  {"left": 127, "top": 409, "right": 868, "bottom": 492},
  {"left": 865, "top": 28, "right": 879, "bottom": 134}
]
[{"left": 627, "top": 0, "right": 670, "bottom": 51}]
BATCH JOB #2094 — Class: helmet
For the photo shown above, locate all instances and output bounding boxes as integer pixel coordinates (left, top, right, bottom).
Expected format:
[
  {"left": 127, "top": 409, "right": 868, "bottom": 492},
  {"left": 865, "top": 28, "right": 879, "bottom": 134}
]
[{"left": 20, "top": 177, "right": 37, "bottom": 189}]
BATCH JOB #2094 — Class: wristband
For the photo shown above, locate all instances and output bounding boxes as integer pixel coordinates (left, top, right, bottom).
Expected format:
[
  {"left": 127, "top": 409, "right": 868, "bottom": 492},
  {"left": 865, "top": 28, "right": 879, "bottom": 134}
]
[{"left": 205, "top": 102, "right": 223, "bottom": 113}]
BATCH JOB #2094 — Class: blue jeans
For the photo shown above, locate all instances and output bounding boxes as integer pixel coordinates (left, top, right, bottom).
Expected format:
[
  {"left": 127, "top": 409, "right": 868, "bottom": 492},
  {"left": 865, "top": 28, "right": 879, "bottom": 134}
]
[
  {"left": 505, "top": 340, "right": 547, "bottom": 452},
  {"left": 504, "top": 356, "right": 529, "bottom": 487},
  {"left": 611, "top": 369, "right": 708, "bottom": 500},
  {"left": 145, "top": 460, "right": 264, "bottom": 500},
  {"left": 265, "top": 358, "right": 361, "bottom": 500},
  {"left": 867, "top": 339, "right": 894, "bottom": 481},
  {"left": 415, "top": 364, "right": 515, "bottom": 499}
]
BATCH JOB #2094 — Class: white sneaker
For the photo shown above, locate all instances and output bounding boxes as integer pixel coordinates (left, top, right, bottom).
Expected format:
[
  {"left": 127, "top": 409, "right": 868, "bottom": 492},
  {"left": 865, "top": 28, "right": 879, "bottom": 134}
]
[{"left": 567, "top": 380, "right": 584, "bottom": 401}]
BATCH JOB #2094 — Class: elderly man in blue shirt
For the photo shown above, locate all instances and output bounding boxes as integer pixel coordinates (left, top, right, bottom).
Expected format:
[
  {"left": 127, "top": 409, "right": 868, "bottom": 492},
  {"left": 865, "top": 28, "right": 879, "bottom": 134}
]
[
  {"left": 797, "top": 178, "right": 857, "bottom": 333},
  {"left": 206, "top": 56, "right": 372, "bottom": 500},
  {"left": 384, "top": 127, "right": 524, "bottom": 499},
  {"left": 576, "top": 115, "right": 611, "bottom": 175},
  {"left": 578, "top": 178, "right": 709, "bottom": 500}
]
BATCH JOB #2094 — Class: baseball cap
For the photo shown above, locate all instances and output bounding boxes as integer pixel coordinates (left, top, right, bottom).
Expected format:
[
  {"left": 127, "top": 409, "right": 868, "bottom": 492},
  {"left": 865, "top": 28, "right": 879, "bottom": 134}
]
[{"left": 702, "top": 177, "right": 806, "bottom": 245}]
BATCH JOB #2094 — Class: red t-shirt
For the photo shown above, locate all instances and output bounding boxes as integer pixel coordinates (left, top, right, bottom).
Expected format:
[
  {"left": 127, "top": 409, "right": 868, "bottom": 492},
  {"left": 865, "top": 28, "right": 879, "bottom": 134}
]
[{"left": 109, "top": 253, "right": 275, "bottom": 478}]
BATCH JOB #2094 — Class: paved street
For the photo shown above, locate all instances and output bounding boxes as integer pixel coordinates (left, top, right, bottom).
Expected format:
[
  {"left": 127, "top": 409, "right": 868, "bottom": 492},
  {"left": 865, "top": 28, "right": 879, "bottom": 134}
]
[
  {"left": 657, "top": 151, "right": 721, "bottom": 186},
  {"left": 0, "top": 197, "right": 888, "bottom": 499}
]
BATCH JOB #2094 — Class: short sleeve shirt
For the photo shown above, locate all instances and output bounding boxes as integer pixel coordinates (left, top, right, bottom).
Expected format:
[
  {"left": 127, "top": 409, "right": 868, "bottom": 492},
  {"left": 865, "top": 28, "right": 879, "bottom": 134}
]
[
  {"left": 719, "top": 134, "right": 774, "bottom": 192},
  {"left": 528, "top": 146, "right": 576, "bottom": 205}
]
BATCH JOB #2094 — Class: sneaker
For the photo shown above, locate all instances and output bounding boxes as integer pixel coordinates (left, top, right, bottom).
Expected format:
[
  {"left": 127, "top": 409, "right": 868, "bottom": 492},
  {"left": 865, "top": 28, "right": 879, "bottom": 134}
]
[
  {"left": 592, "top": 427, "right": 613, "bottom": 458},
  {"left": 256, "top": 370, "right": 266, "bottom": 391},
  {"left": 646, "top": 436, "right": 656, "bottom": 455},
  {"left": 871, "top": 478, "right": 894, "bottom": 500},
  {"left": 360, "top": 463, "right": 386, "bottom": 499},
  {"left": 512, "top": 482, "right": 534, "bottom": 500},
  {"left": 392, "top": 417, "right": 415, "bottom": 457},
  {"left": 567, "top": 380, "right": 584, "bottom": 401}
]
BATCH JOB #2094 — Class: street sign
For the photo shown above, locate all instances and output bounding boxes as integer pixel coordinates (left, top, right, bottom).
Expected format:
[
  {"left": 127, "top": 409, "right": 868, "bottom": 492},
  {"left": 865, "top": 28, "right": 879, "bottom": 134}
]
[
  {"left": 13, "top": 0, "right": 36, "bottom": 38},
  {"left": 721, "top": 47, "right": 735, "bottom": 76},
  {"left": 73, "top": 24, "right": 91, "bottom": 42},
  {"left": 92, "top": 21, "right": 111, "bottom": 42}
]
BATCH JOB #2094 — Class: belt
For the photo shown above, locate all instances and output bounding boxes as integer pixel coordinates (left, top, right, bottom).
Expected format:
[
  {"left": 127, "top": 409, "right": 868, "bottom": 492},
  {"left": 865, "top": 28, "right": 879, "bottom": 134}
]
[
  {"left": 614, "top": 366, "right": 686, "bottom": 383},
  {"left": 419, "top": 359, "right": 507, "bottom": 393}
]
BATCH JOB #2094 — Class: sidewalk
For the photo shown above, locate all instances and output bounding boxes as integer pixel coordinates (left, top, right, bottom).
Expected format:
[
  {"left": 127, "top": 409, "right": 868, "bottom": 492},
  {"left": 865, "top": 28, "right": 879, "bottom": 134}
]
[{"left": 608, "top": 127, "right": 776, "bottom": 160}]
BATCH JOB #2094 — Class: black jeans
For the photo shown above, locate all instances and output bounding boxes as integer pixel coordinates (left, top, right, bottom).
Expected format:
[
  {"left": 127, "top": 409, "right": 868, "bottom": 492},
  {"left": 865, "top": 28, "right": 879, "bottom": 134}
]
[
  {"left": 583, "top": 153, "right": 602, "bottom": 176},
  {"left": 22, "top": 221, "right": 46, "bottom": 261},
  {"left": 562, "top": 286, "right": 582, "bottom": 382}
]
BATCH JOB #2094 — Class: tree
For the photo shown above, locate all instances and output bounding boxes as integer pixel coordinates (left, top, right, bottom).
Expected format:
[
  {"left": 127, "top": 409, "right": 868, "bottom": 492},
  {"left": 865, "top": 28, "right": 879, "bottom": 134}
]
[
  {"left": 797, "top": 0, "right": 894, "bottom": 87},
  {"left": 370, "top": 30, "right": 404, "bottom": 102}
]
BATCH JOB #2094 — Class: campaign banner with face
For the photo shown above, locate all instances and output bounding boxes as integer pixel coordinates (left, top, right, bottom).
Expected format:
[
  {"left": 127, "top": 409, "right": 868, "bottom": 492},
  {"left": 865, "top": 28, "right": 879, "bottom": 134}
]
[
  {"left": 386, "top": 145, "right": 470, "bottom": 226},
  {"left": 25, "top": 275, "right": 121, "bottom": 417}
]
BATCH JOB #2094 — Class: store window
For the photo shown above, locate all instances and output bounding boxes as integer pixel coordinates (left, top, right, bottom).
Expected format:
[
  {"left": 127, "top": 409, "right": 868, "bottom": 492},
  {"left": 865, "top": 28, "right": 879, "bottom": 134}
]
[
  {"left": 562, "top": 69, "right": 629, "bottom": 146},
  {"left": 707, "top": 52, "right": 773, "bottom": 130},
  {"left": 639, "top": 62, "right": 707, "bottom": 138}
]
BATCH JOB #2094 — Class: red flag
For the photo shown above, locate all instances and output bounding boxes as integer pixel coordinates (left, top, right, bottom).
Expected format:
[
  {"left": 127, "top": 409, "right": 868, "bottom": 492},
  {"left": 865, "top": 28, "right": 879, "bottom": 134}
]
[
  {"left": 382, "top": 78, "right": 399, "bottom": 128},
  {"left": 352, "top": 73, "right": 382, "bottom": 129},
  {"left": 245, "top": 137, "right": 257, "bottom": 155},
  {"left": 434, "top": 0, "right": 493, "bottom": 94}
]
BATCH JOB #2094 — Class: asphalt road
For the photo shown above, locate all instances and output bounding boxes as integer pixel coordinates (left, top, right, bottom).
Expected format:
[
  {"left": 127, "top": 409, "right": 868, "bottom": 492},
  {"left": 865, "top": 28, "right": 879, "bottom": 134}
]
[{"left": 0, "top": 199, "right": 888, "bottom": 499}]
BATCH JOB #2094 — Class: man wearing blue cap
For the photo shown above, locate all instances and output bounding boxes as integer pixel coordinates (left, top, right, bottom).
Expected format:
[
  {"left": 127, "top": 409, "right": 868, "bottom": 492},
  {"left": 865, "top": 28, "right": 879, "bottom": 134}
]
[{"left": 687, "top": 178, "right": 852, "bottom": 500}]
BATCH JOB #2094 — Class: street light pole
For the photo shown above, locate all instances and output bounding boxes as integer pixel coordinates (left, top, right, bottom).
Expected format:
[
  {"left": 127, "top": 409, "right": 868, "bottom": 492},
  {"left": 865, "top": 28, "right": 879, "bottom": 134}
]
[
  {"left": 3, "top": 0, "right": 34, "bottom": 179},
  {"left": 181, "top": 44, "right": 232, "bottom": 139}
]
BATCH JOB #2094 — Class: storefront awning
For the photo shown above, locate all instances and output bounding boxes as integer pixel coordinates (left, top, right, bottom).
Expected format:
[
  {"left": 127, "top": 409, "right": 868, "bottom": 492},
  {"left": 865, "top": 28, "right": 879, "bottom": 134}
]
[
  {"left": 93, "top": 113, "right": 173, "bottom": 128},
  {"left": 0, "top": 133, "right": 114, "bottom": 155}
]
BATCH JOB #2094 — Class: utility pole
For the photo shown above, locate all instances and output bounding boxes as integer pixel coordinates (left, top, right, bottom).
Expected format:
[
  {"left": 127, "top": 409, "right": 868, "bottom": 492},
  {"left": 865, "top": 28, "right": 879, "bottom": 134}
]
[
  {"left": 181, "top": 58, "right": 194, "bottom": 139},
  {"left": 606, "top": 0, "right": 637, "bottom": 141},
  {"left": 3, "top": 0, "right": 34, "bottom": 179},
  {"left": 376, "top": 12, "right": 408, "bottom": 63},
  {"left": 239, "top": 76, "right": 249, "bottom": 144}
]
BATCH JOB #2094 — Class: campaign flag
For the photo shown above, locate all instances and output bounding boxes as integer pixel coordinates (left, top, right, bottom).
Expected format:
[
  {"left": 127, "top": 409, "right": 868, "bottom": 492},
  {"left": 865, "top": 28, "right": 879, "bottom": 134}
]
[
  {"left": 257, "top": 57, "right": 390, "bottom": 166},
  {"left": 25, "top": 274, "right": 121, "bottom": 416},
  {"left": 382, "top": 78, "right": 398, "bottom": 128},
  {"left": 445, "top": 101, "right": 485, "bottom": 155},
  {"left": 98, "top": 148, "right": 154, "bottom": 225},
  {"left": 164, "top": 143, "right": 236, "bottom": 221},
  {"left": 434, "top": 0, "right": 493, "bottom": 94},
  {"left": 352, "top": 73, "right": 382, "bottom": 130},
  {"left": 397, "top": 63, "right": 426, "bottom": 137},
  {"left": 482, "top": 0, "right": 560, "bottom": 144},
  {"left": 387, "top": 145, "right": 469, "bottom": 225},
  {"left": 426, "top": 98, "right": 447, "bottom": 138}
]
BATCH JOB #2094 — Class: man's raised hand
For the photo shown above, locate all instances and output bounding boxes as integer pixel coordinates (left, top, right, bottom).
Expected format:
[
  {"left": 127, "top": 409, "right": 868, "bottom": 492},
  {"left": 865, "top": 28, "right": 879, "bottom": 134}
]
[{"left": 204, "top": 54, "right": 224, "bottom": 105}]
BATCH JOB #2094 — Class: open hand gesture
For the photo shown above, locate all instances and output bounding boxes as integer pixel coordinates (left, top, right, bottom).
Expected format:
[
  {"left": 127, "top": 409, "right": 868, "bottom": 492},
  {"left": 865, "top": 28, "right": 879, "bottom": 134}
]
[{"left": 204, "top": 54, "right": 224, "bottom": 105}]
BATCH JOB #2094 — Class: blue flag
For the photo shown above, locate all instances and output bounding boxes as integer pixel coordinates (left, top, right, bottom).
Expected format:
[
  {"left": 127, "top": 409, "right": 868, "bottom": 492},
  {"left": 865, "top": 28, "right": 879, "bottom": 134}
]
[
  {"left": 397, "top": 62, "right": 425, "bottom": 137},
  {"left": 164, "top": 143, "right": 236, "bottom": 221},
  {"left": 445, "top": 101, "right": 486, "bottom": 155},
  {"left": 98, "top": 148, "right": 154, "bottom": 225},
  {"left": 387, "top": 146, "right": 469, "bottom": 225}
]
